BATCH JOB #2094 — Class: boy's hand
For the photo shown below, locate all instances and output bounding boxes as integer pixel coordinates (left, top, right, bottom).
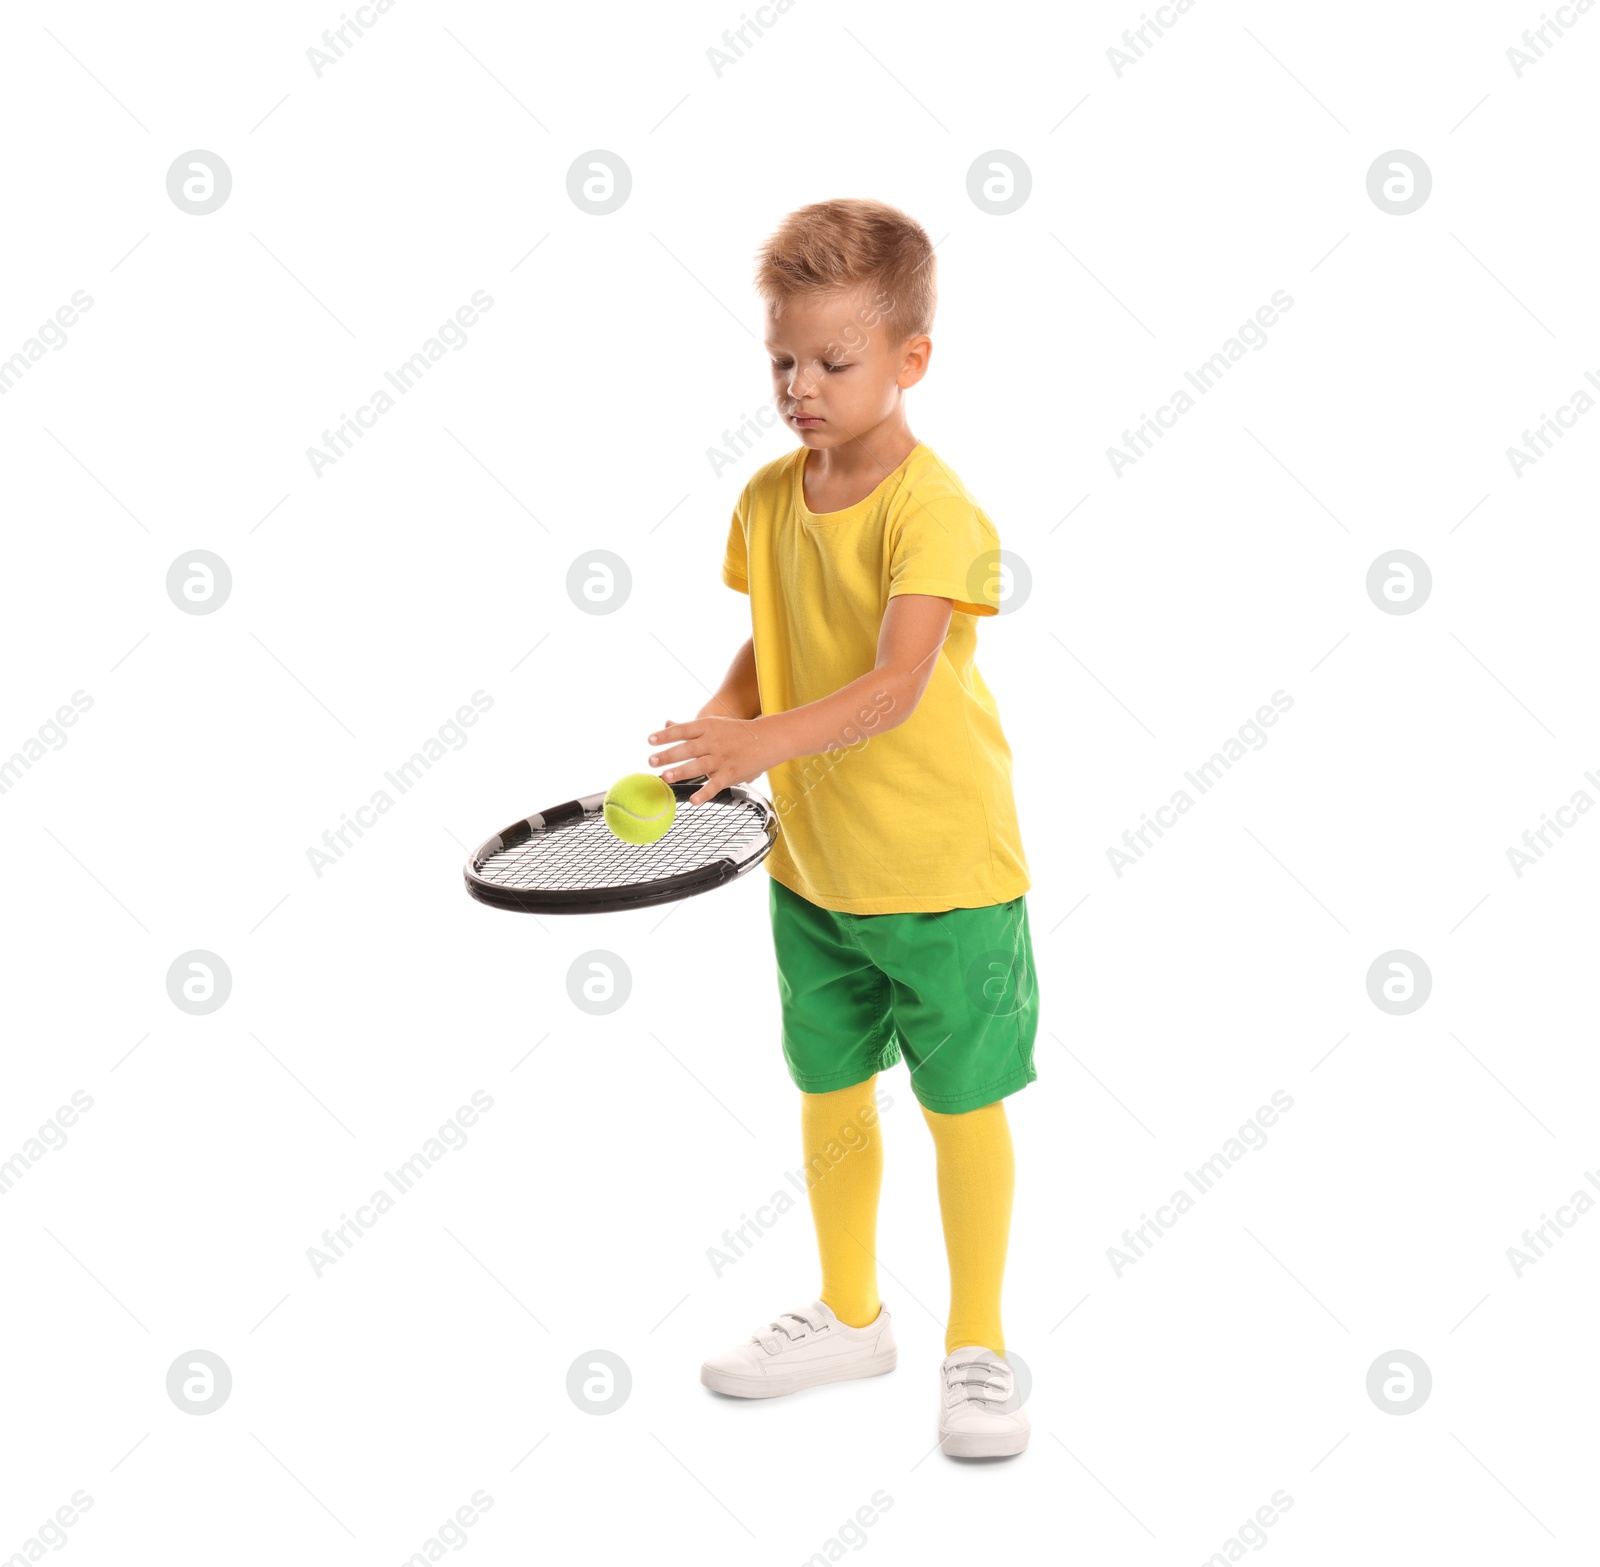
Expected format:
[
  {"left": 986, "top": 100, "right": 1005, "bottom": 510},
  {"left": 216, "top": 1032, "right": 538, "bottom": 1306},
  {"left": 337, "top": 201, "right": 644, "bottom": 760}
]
[{"left": 648, "top": 716, "right": 781, "bottom": 805}]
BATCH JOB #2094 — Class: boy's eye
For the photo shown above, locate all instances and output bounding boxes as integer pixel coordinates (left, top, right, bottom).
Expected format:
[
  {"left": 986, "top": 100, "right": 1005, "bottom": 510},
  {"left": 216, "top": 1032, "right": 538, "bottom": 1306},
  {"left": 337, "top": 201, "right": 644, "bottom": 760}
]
[
  {"left": 822, "top": 362, "right": 848, "bottom": 373},
  {"left": 770, "top": 359, "right": 793, "bottom": 370}
]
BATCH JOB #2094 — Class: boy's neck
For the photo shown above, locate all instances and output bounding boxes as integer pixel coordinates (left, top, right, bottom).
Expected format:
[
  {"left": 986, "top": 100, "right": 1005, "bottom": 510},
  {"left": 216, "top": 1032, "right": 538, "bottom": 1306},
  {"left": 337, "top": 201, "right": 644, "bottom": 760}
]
[{"left": 802, "top": 417, "right": 919, "bottom": 491}]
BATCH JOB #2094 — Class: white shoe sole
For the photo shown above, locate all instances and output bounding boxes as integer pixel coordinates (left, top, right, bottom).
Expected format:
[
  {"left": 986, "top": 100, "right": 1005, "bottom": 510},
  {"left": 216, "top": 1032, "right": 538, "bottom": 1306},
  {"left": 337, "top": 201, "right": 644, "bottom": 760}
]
[
  {"left": 701, "top": 1348, "right": 897, "bottom": 1399},
  {"left": 939, "top": 1424, "right": 1029, "bottom": 1458}
]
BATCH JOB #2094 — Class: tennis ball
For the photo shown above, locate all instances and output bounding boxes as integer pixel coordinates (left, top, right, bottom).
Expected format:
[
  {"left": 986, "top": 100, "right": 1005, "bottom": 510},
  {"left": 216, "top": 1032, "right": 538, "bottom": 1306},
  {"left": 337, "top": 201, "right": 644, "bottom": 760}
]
[{"left": 603, "top": 772, "right": 678, "bottom": 845}]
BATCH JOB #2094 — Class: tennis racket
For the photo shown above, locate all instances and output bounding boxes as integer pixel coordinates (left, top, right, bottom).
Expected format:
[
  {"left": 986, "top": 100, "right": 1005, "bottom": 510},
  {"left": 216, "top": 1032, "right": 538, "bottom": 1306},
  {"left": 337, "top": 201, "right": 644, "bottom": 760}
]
[{"left": 463, "top": 774, "right": 778, "bottom": 915}]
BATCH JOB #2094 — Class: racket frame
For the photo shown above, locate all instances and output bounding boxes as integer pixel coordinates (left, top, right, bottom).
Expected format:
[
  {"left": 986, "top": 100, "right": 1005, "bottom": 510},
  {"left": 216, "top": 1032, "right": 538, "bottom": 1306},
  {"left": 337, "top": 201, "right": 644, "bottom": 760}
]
[{"left": 463, "top": 774, "right": 777, "bottom": 916}]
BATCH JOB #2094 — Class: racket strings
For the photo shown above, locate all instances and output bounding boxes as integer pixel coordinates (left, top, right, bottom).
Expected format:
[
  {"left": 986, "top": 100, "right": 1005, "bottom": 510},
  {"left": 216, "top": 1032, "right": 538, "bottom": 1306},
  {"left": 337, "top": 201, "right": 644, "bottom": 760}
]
[{"left": 478, "top": 797, "right": 768, "bottom": 891}]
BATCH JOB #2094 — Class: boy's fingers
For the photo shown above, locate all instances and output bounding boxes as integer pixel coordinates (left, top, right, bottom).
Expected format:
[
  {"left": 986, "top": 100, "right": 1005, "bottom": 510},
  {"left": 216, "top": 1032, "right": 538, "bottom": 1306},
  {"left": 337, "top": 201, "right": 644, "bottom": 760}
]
[{"left": 649, "top": 720, "right": 697, "bottom": 744}]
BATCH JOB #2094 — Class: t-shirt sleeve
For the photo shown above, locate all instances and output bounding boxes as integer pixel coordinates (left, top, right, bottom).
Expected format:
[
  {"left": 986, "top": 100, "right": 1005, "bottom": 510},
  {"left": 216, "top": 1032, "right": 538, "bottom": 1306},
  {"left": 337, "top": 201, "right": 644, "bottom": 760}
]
[
  {"left": 887, "top": 492, "right": 1001, "bottom": 616},
  {"left": 721, "top": 490, "right": 749, "bottom": 594}
]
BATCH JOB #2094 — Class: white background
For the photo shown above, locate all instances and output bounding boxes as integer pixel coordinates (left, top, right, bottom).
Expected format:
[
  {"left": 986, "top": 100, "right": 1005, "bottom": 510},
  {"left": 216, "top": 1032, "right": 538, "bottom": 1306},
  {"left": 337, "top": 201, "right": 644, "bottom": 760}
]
[{"left": 2, "top": 0, "right": 1597, "bottom": 1562}]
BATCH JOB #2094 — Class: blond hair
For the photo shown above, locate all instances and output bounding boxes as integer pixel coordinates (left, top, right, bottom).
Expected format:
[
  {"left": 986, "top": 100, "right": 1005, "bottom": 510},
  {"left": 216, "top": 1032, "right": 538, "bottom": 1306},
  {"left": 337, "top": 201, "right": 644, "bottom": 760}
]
[{"left": 754, "top": 198, "right": 936, "bottom": 341}]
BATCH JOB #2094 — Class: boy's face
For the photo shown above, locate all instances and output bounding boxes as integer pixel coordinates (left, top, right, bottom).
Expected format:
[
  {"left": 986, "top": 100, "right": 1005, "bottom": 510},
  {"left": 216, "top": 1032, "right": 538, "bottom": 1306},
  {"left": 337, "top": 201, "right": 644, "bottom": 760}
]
[{"left": 764, "top": 286, "right": 930, "bottom": 450}]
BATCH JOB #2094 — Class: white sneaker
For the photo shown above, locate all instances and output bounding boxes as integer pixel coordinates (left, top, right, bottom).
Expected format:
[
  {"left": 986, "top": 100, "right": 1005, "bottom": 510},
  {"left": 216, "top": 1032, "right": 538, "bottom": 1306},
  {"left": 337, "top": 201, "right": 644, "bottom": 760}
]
[
  {"left": 938, "top": 1346, "right": 1030, "bottom": 1457},
  {"left": 700, "top": 1299, "right": 896, "bottom": 1398}
]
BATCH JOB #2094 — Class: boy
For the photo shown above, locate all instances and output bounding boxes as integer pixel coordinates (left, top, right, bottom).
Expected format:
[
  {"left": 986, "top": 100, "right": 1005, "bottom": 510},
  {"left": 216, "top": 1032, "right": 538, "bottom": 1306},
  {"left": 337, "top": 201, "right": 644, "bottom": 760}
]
[{"left": 645, "top": 198, "right": 1038, "bottom": 1459}]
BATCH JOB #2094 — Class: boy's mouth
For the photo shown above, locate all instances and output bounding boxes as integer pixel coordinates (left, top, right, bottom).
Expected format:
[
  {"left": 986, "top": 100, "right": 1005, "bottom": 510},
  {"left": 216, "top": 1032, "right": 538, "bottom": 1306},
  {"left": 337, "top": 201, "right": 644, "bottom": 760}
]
[{"left": 790, "top": 413, "right": 824, "bottom": 427}]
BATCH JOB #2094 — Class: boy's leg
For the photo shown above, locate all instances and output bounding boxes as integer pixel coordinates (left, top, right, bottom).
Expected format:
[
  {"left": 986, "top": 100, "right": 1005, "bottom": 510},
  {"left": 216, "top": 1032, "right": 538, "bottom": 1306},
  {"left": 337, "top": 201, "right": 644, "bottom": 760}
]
[
  {"left": 921, "top": 1098, "right": 1015, "bottom": 1356},
  {"left": 846, "top": 891, "right": 1035, "bottom": 1357},
  {"left": 801, "top": 1075, "right": 884, "bottom": 1327},
  {"left": 698, "top": 881, "right": 900, "bottom": 1399},
  {"left": 701, "top": 1073, "right": 897, "bottom": 1395}
]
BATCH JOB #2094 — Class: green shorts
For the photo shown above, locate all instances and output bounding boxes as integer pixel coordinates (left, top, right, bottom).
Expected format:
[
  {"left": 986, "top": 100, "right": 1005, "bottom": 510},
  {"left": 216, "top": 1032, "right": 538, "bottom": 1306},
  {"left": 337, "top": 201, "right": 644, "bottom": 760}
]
[{"left": 767, "top": 876, "right": 1039, "bottom": 1115}]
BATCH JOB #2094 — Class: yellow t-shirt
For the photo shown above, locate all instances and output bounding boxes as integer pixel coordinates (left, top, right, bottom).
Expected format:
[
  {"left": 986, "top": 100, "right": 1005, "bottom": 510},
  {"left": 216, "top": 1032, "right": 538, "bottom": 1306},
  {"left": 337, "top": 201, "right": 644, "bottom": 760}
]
[{"left": 721, "top": 441, "right": 1030, "bottom": 914}]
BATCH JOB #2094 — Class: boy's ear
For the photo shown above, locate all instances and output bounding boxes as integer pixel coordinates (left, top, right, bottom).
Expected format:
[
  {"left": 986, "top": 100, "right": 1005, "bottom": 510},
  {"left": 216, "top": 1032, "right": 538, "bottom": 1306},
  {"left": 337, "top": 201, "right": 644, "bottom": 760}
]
[{"left": 897, "top": 334, "right": 932, "bottom": 390}]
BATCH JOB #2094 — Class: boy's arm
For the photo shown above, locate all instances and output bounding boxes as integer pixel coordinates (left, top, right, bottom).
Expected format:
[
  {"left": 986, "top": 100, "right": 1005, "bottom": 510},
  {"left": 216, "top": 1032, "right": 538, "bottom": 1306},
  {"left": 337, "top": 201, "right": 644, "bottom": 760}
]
[
  {"left": 696, "top": 636, "right": 762, "bottom": 722},
  {"left": 761, "top": 592, "right": 951, "bottom": 757},
  {"left": 650, "top": 595, "right": 954, "bottom": 803}
]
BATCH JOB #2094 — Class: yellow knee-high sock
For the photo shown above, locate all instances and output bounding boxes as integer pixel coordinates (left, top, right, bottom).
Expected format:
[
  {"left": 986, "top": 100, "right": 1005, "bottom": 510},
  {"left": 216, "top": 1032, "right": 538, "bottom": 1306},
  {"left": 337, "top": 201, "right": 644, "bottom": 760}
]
[
  {"left": 922, "top": 1100, "right": 1014, "bottom": 1356},
  {"left": 800, "top": 1077, "right": 884, "bottom": 1327}
]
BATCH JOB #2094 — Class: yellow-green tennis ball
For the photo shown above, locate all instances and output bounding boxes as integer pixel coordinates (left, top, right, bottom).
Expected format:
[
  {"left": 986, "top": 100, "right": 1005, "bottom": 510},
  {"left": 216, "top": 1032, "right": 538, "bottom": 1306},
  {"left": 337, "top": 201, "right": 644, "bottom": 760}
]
[{"left": 603, "top": 772, "right": 677, "bottom": 845}]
